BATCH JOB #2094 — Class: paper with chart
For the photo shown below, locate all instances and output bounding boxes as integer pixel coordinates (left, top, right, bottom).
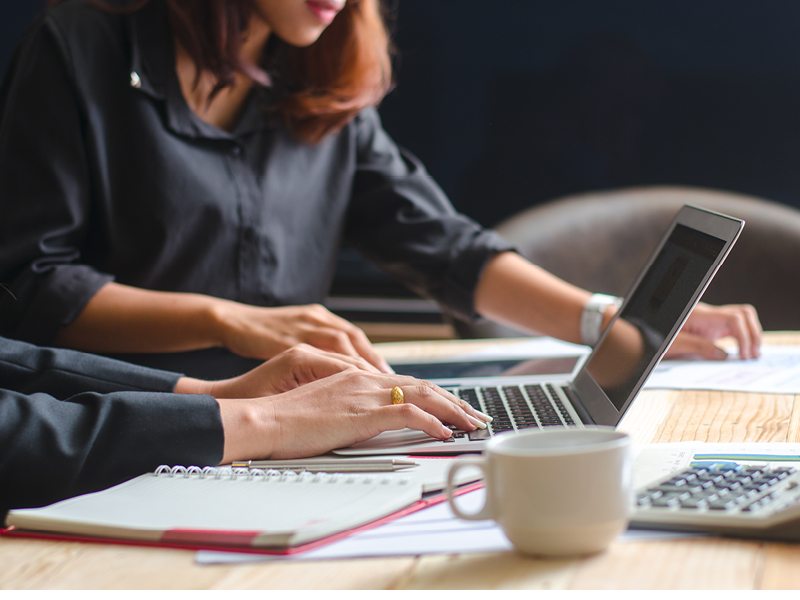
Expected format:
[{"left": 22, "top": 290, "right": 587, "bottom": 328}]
[
  {"left": 633, "top": 441, "right": 800, "bottom": 490},
  {"left": 645, "top": 345, "right": 800, "bottom": 393}
]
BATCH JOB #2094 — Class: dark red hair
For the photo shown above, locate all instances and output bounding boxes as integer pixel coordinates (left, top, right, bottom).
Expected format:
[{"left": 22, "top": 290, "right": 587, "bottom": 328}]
[{"left": 51, "top": 0, "right": 393, "bottom": 143}]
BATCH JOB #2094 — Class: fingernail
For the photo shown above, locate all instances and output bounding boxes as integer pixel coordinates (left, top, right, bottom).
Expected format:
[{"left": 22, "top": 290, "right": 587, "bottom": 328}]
[
  {"left": 468, "top": 415, "right": 487, "bottom": 429},
  {"left": 474, "top": 409, "right": 493, "bottom": 423}
]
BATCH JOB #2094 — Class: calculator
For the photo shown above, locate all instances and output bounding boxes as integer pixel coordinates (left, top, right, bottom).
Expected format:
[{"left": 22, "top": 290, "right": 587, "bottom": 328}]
[{"left": 631, "top": 463, "right": 800, "bottom": 541}]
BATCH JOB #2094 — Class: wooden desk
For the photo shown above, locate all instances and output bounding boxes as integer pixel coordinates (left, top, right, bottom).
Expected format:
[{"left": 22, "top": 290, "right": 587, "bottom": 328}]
[{"left": 3, "top": 333, "right": 800, "bottom": 590}]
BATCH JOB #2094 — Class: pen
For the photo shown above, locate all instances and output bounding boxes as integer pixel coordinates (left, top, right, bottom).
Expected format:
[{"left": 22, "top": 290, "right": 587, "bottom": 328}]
[{"left": 230, "top": 458, "right": 419, "bottom": 473}]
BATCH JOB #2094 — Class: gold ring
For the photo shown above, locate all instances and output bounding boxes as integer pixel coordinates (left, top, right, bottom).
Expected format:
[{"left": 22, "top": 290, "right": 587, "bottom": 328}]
[{"left": 390, "top": 386, "right": 405, "bottom": 405}]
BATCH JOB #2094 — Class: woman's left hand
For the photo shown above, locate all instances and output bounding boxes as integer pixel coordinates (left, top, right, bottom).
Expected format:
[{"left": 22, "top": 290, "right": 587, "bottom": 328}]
[
  {"left": 667, "top": 302, "right": 762, "bottom": 360},
  {"left": 175, "top": 343, "right": 381, "bottom": 398}
]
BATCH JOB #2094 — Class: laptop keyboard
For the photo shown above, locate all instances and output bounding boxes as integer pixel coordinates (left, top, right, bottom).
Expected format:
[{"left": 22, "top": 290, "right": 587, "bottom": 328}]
[{"left": 446, "top": 383, "right": 577, "bottom": 440}]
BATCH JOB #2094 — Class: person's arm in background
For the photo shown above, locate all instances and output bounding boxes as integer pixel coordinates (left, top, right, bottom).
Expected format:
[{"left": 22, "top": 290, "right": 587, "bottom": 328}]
[
  {"left": 473, "top": 251, "right": 762, "bottom": 359},
  {"left": 346, "top": 109, "right": 762, "bottom": 361},
  {"left": 54, "top": 283, "right": 393, "bottom": 372}
]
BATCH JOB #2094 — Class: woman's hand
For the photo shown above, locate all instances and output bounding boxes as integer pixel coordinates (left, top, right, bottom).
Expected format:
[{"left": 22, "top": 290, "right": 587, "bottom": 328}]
[
  {"left": 210, "top": 301, "right": 393, "bottom": 373},
  {"left": 175, "top": 343, "right": 380, "bottom": 398},
  {"left": 216, "top": 371, "right": 494, "bottom": 462},
  {"left": 667, "top": 302, "right": 762, "bottom": 360}
]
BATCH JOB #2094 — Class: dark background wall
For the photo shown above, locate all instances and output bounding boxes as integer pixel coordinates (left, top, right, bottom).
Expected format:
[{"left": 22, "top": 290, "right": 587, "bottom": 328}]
[
  {"left": 5, "top": 1, "right": 800, "bottom": 297},
  {"left": 378, "top": 1, "right": 800, "bottom": 228},
  {"left": 1, "top": 1, "right": 43, "bottom": 76}
]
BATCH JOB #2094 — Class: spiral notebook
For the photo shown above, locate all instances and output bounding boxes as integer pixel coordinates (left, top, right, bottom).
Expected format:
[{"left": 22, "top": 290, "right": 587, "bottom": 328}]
[{"left": 2, "top": 466, "right": 428, "bottom": 554}]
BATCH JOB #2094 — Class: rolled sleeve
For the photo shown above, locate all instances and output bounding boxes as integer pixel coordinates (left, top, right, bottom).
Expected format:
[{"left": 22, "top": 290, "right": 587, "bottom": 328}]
[
  {"left": 346, "top": 108, "right": 515, "bottom": 320},
  {"left": 0, "top": 17, "right": 112, "bottom": 343}
]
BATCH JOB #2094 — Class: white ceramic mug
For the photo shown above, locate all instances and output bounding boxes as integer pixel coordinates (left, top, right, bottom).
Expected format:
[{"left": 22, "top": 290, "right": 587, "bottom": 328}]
[{"left": 445, "top": 427, "right": 632, "bottom": 557}]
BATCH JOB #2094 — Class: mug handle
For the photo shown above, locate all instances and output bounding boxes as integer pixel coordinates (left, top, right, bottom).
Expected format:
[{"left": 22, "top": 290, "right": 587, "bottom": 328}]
[{"left": 446, "top": 457, "right": 493, "bottom": 520}]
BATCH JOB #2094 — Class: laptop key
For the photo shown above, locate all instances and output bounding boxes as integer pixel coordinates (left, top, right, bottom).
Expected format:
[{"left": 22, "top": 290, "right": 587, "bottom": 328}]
[
  {"left": 455, "top": 388, "right": 482, "bottom": 410},
  {"left": 491, "top": 425, "right": 514, "bottom": 434},
  {"left": 468, "top": 429, "right": 492, "bottom": 441}
]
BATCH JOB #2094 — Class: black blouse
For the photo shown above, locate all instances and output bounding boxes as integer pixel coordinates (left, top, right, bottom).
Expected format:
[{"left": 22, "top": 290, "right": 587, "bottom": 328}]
[{"left": 0, "top": 0, "right": 512, "bottom": 376}]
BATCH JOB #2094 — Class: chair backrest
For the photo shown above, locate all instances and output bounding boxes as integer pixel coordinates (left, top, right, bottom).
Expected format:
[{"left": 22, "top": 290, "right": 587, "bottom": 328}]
[{"left": 454, "top": 186, "right": 800, "bottom": 337}]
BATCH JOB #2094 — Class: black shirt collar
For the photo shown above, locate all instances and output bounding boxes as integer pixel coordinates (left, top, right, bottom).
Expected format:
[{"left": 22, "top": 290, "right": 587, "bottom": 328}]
[{"left": 127, "top": 0, "right": 273, "bottom": 141}]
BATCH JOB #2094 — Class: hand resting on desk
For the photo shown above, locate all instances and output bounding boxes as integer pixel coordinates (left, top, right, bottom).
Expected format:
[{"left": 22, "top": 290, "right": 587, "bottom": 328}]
[{"left": 667, "top": 302, "right": 762, "bottom": 360}]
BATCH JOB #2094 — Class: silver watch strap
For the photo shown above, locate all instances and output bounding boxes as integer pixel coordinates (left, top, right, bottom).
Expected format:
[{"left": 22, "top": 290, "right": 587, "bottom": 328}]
[{"left": 580, "top": 293, "right": 623, "bottom": 346}]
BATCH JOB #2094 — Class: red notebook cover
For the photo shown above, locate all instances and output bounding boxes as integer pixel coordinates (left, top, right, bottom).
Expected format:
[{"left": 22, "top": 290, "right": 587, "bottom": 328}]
[{"left": 0, "top": 482, "right": 483, "bottom": 556}]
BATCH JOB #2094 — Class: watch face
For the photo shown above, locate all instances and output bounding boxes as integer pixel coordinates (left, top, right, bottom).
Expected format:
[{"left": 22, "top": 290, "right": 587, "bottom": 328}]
[{"left": 581, "top": 294, "right": 621, "bottom": 346}]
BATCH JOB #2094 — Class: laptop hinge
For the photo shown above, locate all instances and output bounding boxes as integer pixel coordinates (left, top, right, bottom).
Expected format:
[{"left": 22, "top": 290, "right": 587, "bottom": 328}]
[{"left": 563, "top": 384, "right": 595, "bottom": 425}]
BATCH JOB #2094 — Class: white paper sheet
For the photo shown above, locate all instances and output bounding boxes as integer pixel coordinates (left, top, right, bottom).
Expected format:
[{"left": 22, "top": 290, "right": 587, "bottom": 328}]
[
  {"left": 195, "top": 487, "right": 697, "bottom": 565},
  {"left": 645, "top": 345, "right": 800, "bottom": 393},
  {"left": 387, "top": 338, "right": 800, "bottom": 394},
  {"left": 197, "top": 440, "right": 800, "bottom": 565}
]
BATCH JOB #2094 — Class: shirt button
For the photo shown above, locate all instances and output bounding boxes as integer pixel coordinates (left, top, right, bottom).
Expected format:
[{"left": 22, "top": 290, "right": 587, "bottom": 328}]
[
  {"left": 231, "top": 145, "right": 242, "bottom": 156},
  {"left": 129, "top": 71, "right": 142, "bottom": 89}
]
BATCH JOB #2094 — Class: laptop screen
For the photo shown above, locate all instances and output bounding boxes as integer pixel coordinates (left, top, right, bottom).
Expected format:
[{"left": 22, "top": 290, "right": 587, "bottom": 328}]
[{"left": 583, "top": 223, "right": 727, "bottom": 412}]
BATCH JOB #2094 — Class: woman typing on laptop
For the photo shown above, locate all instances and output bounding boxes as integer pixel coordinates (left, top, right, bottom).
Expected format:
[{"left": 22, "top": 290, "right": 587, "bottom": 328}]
[
  {"left": 0, "top": 335, "right": 491, "bottom": 516},
  {"left": 0, "top": 0, "right": 761, "bottom": 380}
]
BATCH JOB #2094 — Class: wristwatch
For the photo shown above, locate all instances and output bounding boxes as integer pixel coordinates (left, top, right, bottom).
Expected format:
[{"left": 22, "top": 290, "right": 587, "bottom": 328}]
[{"left": 580, "top": 293, "right": 623, "bottom": 346}]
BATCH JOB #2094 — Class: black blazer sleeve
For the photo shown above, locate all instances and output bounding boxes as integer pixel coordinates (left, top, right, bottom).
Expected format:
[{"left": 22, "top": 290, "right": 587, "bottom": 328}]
[
  {"left": 0, "top": 336, "right": 183, "bottom": 396},
  {"left": 0, "top": 338, "right": 224, "bottom": 515}
]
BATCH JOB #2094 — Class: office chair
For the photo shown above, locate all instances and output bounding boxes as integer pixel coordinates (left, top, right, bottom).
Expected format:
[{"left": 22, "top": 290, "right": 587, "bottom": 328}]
[{"left": 454, "top": 186, "right": 800, "bottom": 337}]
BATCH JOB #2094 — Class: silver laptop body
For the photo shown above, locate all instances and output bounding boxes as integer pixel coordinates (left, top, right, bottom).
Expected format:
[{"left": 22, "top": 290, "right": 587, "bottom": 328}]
[{"left": 336, "top": 205, "right": 744, "bottom": 455}]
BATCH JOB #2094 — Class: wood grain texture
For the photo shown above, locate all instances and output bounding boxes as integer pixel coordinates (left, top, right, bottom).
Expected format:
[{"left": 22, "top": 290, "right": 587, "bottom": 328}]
[
  {"left": 758, "top": 544, "right": 800, "bottom": 589},
  {"left": 3, "top": 334, "right": 800, "bottom": 589},
  {"left": 566, "top": 538, "right": 762, "bottom": 590}
]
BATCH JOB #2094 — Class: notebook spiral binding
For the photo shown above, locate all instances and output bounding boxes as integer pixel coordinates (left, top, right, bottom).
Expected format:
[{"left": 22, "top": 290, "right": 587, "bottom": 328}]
[{"left": 153, "top": 465, "right": 407, "bottom": 485}]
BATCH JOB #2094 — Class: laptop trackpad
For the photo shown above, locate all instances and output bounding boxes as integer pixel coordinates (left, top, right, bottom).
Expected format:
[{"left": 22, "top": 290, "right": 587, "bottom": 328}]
[{"left": 349, "top": 429, "right": 433, "bottom": 449}]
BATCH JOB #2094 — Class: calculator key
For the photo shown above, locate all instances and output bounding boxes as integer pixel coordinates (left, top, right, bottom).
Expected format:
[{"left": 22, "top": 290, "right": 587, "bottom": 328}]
[
  {"left": 708, "top": 499, "right": 737, "bottom": 510},
  {"left": 679, "top": 497, "right": 707, "bottom": 509},
  {"left": 651, "top": 496, "right": 680, "bottom": 508},
  {"left": 665, "top": 478, "right": 688, "bottom": 487},
  {"left": 688, "top": 468, "right": 709, "bottom": 476},
  {"left": 653, "top": 485, "right": 698, "bottom": 495}
]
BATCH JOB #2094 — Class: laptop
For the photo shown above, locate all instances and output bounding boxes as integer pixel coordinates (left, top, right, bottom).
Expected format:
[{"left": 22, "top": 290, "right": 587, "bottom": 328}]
[{"left": 336, "top": 204, "right": 743, "bottom": 455}]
